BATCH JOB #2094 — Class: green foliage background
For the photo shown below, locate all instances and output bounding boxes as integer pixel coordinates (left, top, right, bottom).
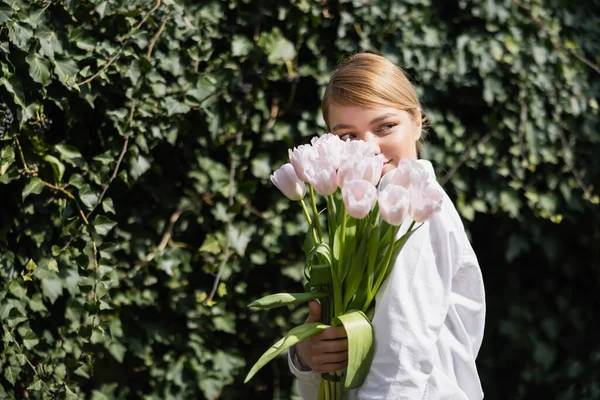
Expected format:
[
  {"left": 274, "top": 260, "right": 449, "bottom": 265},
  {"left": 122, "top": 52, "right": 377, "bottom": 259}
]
[{"left": 0, "top": 0, "right": 599, "bottom": 398}]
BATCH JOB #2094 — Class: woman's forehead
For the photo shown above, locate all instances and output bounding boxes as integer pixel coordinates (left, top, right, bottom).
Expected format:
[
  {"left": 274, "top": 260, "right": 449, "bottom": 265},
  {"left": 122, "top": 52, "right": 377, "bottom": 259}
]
[{"left": 328, "top": 105, "right": 408, "bottom": 124}]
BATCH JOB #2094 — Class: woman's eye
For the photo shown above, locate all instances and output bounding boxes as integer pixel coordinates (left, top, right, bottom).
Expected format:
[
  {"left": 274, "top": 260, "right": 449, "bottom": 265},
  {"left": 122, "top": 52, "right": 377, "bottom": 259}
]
[
  {"left": 379, "top": 123, "right": 396, "bottom": 132},
  {"left": 340, "top": 133, "right": 356, "bottom": 141}
]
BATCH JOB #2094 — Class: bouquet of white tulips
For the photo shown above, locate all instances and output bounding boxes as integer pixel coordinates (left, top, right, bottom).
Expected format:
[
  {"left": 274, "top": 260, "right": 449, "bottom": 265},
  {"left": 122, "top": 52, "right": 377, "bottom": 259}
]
[{"left": 244, "top": 134, "right": 444, "bottom": 399}]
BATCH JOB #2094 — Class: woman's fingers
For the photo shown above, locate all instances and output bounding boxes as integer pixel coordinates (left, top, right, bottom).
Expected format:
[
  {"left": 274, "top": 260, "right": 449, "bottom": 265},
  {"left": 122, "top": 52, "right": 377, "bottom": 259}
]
[
  {"left": 312, "top": 359, "right": 349, "bottom": 374},
  {"left": 314, "top": 326, "right": 347, "bottom": 340},
  {"left": 311, "top": 350, "right": 347, "bottom": 365},
  {"left": 313, "top": 337, "right": 348, "bottom": 353}
]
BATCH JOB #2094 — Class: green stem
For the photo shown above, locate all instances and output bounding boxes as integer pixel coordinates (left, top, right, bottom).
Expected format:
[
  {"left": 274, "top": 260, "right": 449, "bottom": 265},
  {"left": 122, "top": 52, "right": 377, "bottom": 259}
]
[
  {"left": 300, "top": 198, "right": 319, "bottom": 245},
  {"left": 364, "top": 225, "right": 400, "bottom": 311},
  {"left": 309, "top": 185, "right": 324, "bottom": 243},
  {"left": 327, "top": 195, "right": 336, "bottom": 244},
  {"left": 338, "top": 208, "right": 347, "bottom": 281}
]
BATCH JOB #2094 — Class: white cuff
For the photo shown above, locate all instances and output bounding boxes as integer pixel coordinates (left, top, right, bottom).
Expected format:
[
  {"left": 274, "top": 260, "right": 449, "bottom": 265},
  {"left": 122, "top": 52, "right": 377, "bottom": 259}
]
[{"left": 288, "top": 346, "right": 319, "bottom": 384}]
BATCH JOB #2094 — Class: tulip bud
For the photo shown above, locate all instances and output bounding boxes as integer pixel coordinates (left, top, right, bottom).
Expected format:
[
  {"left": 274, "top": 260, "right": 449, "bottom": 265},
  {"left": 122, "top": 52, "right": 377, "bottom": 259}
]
[
  {"left": 409, "top": 182, "right": 444, "bottom": 222},
  {"left": 378, "top": 184, "right": 410, "bottom": 226},
  {"left": 386, "top": 159, "right": 429, "bottom": 189},
  {"left": 270, "top": 163, "right": 307, "bottom": 201},
  {"left": 305, "top": 157, "right": 338, "bottom": 196},
  {"left": 337, "top": 155, "right": 384, "bottom": 188},
  {"left": 311, "top": 133, "right": 344, "bottom": 169},
  {"left": 342, "top": 179, "right": 378, "bottom": 219},
  {"left": 288, "top": 144, "right": 317, "bottom": 182}
]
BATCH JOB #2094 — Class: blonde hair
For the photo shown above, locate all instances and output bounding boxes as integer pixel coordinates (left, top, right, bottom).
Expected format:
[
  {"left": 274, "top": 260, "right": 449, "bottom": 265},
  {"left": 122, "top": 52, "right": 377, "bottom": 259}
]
[{"left": 322, "top": 53, "right": 426, "bottom": 138}]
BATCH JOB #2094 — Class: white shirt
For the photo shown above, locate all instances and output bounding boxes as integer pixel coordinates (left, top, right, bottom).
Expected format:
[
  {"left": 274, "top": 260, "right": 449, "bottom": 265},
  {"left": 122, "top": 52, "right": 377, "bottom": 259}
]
[{"left": 288, "top": 160, "right": 486, "bottom": 399}]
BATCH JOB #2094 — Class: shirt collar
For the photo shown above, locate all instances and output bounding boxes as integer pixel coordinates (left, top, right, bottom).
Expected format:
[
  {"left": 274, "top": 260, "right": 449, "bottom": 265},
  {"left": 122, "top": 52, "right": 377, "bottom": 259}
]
[{"left": 416, "top": 159, "right": 436, "bottom": 178}]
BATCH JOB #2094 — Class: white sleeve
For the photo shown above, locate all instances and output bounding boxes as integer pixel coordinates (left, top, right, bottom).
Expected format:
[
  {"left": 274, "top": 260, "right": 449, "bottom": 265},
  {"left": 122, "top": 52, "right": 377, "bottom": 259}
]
[
  {"left": 357, "top": 219, "right": 457, "bottom": 399},
  {"left": 288, "top": 346, "right": 321, "bottom": 400}
]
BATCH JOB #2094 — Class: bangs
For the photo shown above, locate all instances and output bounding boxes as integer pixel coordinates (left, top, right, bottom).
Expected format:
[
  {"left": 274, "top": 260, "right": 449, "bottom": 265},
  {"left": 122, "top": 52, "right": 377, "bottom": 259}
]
[{"left": 325, "top": 82, "right": 395, "bottom": 109}]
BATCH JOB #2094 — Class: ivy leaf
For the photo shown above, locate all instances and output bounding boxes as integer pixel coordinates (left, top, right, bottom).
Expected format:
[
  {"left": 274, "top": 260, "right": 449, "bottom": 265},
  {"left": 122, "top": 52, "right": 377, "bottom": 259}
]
[
  {"left": 4, "top": 365, "right": 19, "bottom": 386},
  {"left": 187, "top": 78, "right": 216, "bottom": 102},
  {"left": 38, "top": 27, "right": 64, "bottom": 59},
  {"left": 231, "top": 35, "right": 252, "bottom": 57},
  {"left": 95, "top": 1, "right": 110, "bottom": 18},
  {"left": 26, "top": 54, "right": 51, "bottom": 86},
  {"left": 164, "top": 97, "right": 191, "bottom": 116},
  {"left": 47, "top": 258, "right": 59, "bottom": 272},
  {"left": 54, "top": 58, "right": 79, "bottom": 84},
  {"left": 79, "top": 185, "right": 99, "bottom": 209},
  {"left": 22, "top": 178, "right": 44, "bottom": 200},
  {"left": 130, "top": 154, "right": 151, "bottom": 180},
  {"left": 1, "top": 76, "right": 27, "bottom": 109},
  {"left": 44, "top": 154, "right": 66, "bottom": 182},
  {"left": 22, "top": 331, "right": 39, "bottom": 350},
  {"left": 102, "top": 197, "right": 116, "bottom": 214},
  {"left": 41, "top": 276, "right": 63, "bottom": 304},
  {"left": 228, "top": 225, "right": 254, "bottom": 256},
  {"left": 55, "top": 144, "right": 85, "bottom": 167},
  {"left": 8, "top": 22, "right": 34, "bottom": 48},
  {"left": 26, "top": 6, "right": 47, "bottom": 28},
  {"left": 27, "top": 378, "right": 43, "bottom": 391},
  {"left": 93, "top": 215, "right": 117, "bottom": 236},
  {"left": 199, "top": 235, "right": 221, "bottom": 254},
  {"left": 0, "top": 5, "right": 12, "bottom": 25},
  {"left": 1, "top": 145, "right": 16, "bottom": 175},
  {"left": 258, "top": 28, "right": 296, "bottom": 65}
]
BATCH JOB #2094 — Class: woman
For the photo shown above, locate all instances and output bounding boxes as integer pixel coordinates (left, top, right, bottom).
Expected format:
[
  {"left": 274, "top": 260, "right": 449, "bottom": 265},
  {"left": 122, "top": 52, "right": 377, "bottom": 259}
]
[{"left": 288, "top": 53, "right": 486, "bottom": 399}]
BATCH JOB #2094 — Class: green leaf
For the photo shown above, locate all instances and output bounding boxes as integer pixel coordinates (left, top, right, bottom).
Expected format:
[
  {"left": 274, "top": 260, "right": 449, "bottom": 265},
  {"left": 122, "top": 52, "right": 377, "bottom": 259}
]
[
  {"left": 108, "top": 342, "right": 126, "bottom": 363},
  {"left": 102, "top": 197, "right": 116, "bottom": 214},
  {"left": 47, "top": 258, "right": 59, "bottom": 272},
  {"left": 9, "top": 280, "right": 27, "bottom": 299},
  {"left": 41, "top": 277, "right": 63, "bottom": 304},
  {"left": 187, "top": 78, "right": 216, "bottom": 102},
  {"left": 93, "top": 215, "right": 117, "bottom": 236},
  {"left": 244, "top": 322, "right": 329, "bottom": 383},
  {"left": 228, "top": 225, "right": 253, "bottom": 256},
  {"left": 55, "top": 144, "right": 85, "bottom": 167},
  {"left": 1, "top": 76, "right": 27, "bottom": 109},
  {"left": 25, "top": 258, "right": 37, "bottom": 271},
  {"left": 54, "top": 58, "right": 79, "bottom": 83},
  {"left": 26, "top": 54, "right": 51, "bottom": 86},
  {"left": 0, "top": 5, "right": 12, "bottom": 25},
  {"left": 332, "top": 310, "right": 374, "bottom": 389},
  {"left": 95, "top": 1, "right": 109, "bottom": 18},
  {"left": 65, "top": 384, "right": 78, "bottom": 398},
  {"left": 232, "top": 35, "right": 252, "bottom": 57},
  {"left": 343, "top": 229, "right": 369, "bottom": 308},
  {"left": 37, "top": 27, "right": 64, "bottom": 59},
  {"left": 26, "top": 6, "right": 46, "bottom": 28},
  {"left": 125, "top": 59, "right": 142, "bottom": 84},
  {"left": 0, "top": 144, "right": 15, "bottom": 175},
  {"left": 258, "top": 28, "right": 297, "bottom": 65},
  {"left": 130, "top": 154, "right": 150, "bottom": 180},
  {"left": 27, "top": 378, "right": 43, "bottom": 391},
  {"left": 164, "top": 97, "right": 191, "bottom": 116},
  {"left": 22, "top": 177, "right": 44, "bottom": 200},
  {"left": 22, "top": 332, "right": 39, "bottom": 350},
  {"left": 248, "top": 292, "right": 329, "bottom": 310},
  {"left": 44, "top": 154, "right": 66, "bottom": 182},
  {"left": 9, "top": 22, "right": 33, "bottom": 48},
  {"left": 79, "top": 185, "right": 99, "bottom": 209},
  {"left": 309, "top": 264, "right": 332, "bottom": 287},
  {"left": 199, "top": 234, "right": 221, "bottom": 254},
  {"left": 4, "top": 365, "right": 19, "bottom": 386}
]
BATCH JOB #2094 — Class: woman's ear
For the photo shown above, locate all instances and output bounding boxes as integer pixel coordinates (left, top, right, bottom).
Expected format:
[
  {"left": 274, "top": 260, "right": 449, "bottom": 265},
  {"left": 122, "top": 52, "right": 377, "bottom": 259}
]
[{"left": 413, "top": 110, "right": 423, "bottom": 141}]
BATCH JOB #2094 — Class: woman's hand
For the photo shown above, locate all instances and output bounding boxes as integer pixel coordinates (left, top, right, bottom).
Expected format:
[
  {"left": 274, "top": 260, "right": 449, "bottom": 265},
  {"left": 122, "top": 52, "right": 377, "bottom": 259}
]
[{"left": 294, "top": 300, "right": 349, "bottom": 373}]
